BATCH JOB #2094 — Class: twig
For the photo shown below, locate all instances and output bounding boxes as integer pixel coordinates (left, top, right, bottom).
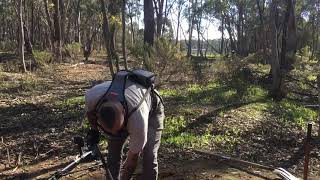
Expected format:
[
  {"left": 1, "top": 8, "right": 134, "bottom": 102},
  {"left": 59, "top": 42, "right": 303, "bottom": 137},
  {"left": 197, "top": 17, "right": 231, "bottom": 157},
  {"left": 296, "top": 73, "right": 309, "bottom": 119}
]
[
  {"left": 7, "top": 148, "right": 10, "bottom": 165},
  {"left": 1, "top": 136, "right": 8, "bottom": 146},
  {"left": 39, "top": 149, "right": 55, "bottom": 158},
  {"left": 17, "top": 152, "right": 22, "bottom": 166}
]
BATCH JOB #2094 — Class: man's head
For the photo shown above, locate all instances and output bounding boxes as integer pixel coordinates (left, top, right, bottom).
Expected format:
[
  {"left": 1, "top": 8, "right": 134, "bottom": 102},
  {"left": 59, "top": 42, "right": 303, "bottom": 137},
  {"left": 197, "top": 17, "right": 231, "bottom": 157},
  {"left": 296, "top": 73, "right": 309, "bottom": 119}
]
[{"left": 97, "top": 101, "right": 125, "bottom": 135}]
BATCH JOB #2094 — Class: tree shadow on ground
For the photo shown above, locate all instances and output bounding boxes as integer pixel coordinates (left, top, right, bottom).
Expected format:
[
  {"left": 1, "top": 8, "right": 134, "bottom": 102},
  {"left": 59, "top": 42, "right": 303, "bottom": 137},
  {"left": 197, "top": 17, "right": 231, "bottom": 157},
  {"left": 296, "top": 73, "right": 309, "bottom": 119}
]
[
  {"left": 0, "top": 101, "right": 83, "bottom": 136},
  {"left": 232, "top": 102, "right": 317, "bottom": 174},
  {"left": 1, "top": 161, "right": 73, "bottom": 179},
  {"left": 164, "top": 84, "right": 239, "bottom": 108},
  {"left": 0, "top": 95, "right": 85, "bottom": 172},
  {"left": 170, "top": 98, "right": 268, "bottom": 137},
  {"left": 0, "top": 52, "right": 16, "bottom": 62}
]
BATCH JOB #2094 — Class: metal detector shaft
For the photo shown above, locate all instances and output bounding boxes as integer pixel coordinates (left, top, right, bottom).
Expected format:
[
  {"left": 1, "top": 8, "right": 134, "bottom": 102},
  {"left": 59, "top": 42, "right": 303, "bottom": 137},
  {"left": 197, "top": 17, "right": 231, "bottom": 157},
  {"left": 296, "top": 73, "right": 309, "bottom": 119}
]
[
  {"left": 94, "top": 144, "right": 114, "bottom": 180},
  {"left": 49, "top": 151, "right": 93, "bottom": 180}
]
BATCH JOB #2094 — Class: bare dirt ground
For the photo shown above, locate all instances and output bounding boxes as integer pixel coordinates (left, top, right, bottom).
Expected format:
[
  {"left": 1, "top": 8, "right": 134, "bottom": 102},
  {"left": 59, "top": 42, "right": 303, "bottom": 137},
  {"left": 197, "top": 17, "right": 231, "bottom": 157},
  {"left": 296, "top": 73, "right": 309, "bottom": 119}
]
[{"left": 0, "top": 57, "right": 319, "bottom": 179}]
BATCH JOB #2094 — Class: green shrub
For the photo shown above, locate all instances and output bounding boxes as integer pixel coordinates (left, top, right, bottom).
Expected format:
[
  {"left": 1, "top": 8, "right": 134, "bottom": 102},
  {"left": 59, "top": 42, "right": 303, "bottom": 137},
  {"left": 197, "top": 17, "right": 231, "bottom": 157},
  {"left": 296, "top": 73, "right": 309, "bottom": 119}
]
[
  {"left": 63, "top": 43, "right": 82, "bottom": 62},
  {"left": 19, "top": 78, "right": 45, "bottom": 92},
  {"left": 129, "top": 38, "right": 190, "bottom": 85},
  {"left": 34, "top": 50, "right": 54, "bottom": 67},
  {"left": 0, "top": 41, "right": 16, "bottom": 51},
  {"left": 241, "top": 85, "right": 267, "bottom": 101},
  {"left": 298, "top": 46, "right": 311, "bottom": 59},
  {"left": 162, "top": 115, "right": 214, "bottom": 148},
  {"left": 276, "top": 100, "right": 317, "bottom": 127}
]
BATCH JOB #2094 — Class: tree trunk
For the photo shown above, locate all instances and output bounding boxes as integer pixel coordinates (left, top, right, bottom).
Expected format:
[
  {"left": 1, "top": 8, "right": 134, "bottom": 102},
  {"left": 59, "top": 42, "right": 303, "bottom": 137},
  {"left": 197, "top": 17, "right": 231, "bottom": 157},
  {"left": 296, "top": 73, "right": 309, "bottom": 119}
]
[
  {"left": 161, "top": 0, "right": 168, "bottom": 35},
  {"left": 144, "top": 0, "right": 155, "bottom": 45},
  {"left": 175, "top": 5, "right": 181, "bottom": 45},
  {"left": 196, "top": 21, "right": 202, "bottom": 57},
  {"left": 75, "top": 0, "right": 81, "bottom": 43},
  {"left": 110, "top": 24, "right": 120, "bottom": 72},
  {"left": 19, "top": 0, "right": 27, "bottom": 72},
  {"left": 122, "top": 0, "right": 128, "bottom": 70},
  {"left": 0, "top": 15, "right": 4, "bottom": 41},
  {"left": 43, "top": 0, "right": 54, "bottom": 51},
  {"left": 220, "top": 15, "right": 224, "bottom": 54},
  {"left": 65, "top": 13, "right": 72, "bottom": 43},
  {"left": 109, "top": 1, "right": 121, "bottom": 72},
  {"left": 23, "top": 25, "right": 37, "bottom": 70},
  {"left": 315, "top": 11, "right": 319, "bottom": 56},
  {"left": 187, "top": 0, "right": 194, "bottom": 57},
  {"left": 53, "top": 0, "right": 62, "bottom": 62},
  {"left": 196, "top": 0, "right": 203, "bottom": 57},
  {"left": 270, "top": 0, "right": 284, "bottom": 100},
  {"left": 256, "top": 0, "right": 266, "bottom": 62},
  {"left": 129, "top": 16, "right": 135, "bottom": 46},
  {"left": 100, "top": 0, "right": 114, "bottom": 77},
  {"left": 317, "top": 75, "right": 320, "bottom": 137},
  {"left": 30, "top": 1, "right": 34, "bottom": 44},
  {"left": 236, "top": 2, "right": 244, "bottom": 55},
  {"left": 59, "top": 0, "right": 65, "bottom": 44},
  {"left": 280, "top": 0, "right": 297, "bottom": 71},
  {"left": 225, "top": 13, "right": 236, "bottom": 53},
  {"left": 155, "top": 0, "right": 164, "bottom": 36}
]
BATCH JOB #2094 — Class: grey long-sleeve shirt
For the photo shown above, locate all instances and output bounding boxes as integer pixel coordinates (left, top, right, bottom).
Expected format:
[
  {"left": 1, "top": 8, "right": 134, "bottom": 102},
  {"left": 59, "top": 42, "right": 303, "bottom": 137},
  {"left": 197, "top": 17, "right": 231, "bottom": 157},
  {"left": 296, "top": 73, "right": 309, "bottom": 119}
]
[{"left": 85, "top": 80, "right": 153, "bottom": 154}]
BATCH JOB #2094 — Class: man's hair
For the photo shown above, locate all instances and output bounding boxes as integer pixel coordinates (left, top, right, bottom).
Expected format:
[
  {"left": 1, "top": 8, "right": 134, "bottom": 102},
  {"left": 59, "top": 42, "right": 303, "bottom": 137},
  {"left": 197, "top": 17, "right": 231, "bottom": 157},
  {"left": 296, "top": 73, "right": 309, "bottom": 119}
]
[{"left": 98, "top": 102, "right": 117, "bottom": 129}]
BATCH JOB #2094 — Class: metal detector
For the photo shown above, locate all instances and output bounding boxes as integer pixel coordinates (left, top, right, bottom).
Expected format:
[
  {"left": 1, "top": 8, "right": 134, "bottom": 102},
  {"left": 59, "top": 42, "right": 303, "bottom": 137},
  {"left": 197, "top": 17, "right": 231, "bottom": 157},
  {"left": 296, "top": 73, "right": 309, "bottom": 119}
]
[{"left": 48, "top": 136, "right": 113, "bottom": 180}]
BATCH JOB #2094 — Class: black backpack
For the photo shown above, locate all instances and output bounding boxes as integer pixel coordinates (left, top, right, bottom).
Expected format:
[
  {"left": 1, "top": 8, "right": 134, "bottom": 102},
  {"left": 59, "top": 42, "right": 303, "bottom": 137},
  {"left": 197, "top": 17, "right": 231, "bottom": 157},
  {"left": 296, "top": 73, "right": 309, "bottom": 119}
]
[{"left": 95, "top": 69, "right": 156, "bottom": 137}]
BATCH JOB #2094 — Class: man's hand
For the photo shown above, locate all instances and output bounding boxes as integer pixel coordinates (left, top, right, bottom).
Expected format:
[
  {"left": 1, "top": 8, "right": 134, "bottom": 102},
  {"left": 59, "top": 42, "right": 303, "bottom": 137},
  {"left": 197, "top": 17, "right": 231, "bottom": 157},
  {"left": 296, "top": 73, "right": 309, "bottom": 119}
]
[
  {"left": 120, "top": 151, "right": 139, "bottom": 180},
  {"left": 86, "top": 129, "right": 100, "bottom": 147}
]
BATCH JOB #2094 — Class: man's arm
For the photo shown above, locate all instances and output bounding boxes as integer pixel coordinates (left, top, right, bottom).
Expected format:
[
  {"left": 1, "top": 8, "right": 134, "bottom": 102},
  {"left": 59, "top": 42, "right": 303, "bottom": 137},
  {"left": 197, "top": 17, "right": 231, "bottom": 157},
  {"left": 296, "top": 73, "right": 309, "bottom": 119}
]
[
  {"left": 120, "top": 151, "right": 139, "bottom": 180},
  {"left": 86, "top": 110, "right": 98, "bottom": 130},
  {"left": 85, "top": 111, "right": 100, "bottom": 147}
]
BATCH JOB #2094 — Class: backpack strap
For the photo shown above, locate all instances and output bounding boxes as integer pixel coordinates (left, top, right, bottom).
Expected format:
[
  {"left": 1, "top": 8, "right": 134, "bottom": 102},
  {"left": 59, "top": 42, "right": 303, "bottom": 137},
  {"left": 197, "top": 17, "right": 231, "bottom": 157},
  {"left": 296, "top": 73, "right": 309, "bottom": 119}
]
[
  {"left": 151, "top": 89, "right": 164, "bottom": 107},
  {"left": 98, "top": 87, "right": 151, "bottom": 139},
  {"left": 95, "top": 71, "right": 129, "bottom": 116},
  {"left": 125, "top": 87, "right": 152, "bottom": 123}
]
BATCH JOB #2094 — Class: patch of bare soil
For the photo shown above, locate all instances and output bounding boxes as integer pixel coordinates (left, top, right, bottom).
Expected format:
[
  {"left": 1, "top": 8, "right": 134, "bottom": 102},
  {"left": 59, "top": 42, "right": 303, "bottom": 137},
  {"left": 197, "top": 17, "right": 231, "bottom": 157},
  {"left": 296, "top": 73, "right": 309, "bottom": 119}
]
[{"left": 0, "top": 60, "right": 319, "bottom": 180}]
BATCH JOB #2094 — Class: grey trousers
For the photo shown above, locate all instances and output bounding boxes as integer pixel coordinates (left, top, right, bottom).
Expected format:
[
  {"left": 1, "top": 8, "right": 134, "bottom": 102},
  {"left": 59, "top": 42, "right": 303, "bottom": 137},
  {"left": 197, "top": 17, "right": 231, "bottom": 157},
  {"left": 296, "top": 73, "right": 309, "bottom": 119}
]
[
  {"left": 107, "top": 129, "right": 162, "bottom": 180},
  {"left": 107, "top": 94, "right": 164, "bottom": 180}
]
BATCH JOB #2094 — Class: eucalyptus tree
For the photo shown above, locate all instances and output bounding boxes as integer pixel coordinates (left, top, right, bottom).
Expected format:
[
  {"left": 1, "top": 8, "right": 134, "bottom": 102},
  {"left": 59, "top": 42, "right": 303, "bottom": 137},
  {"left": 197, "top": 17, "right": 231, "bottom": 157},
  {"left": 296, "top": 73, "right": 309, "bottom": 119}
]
[
  {"left": 175, "top": 0, "right": 186, "bottom": 45},
  {"left": 127, "top": 0, "right": 141, "bottom": 45},
  {"left": 299, "top": 0, "right": 320, "bottom": 59},
  {"left": 53, "top": 0, "right": 62, "bottom": 62},
  {"left": 100, "top": 0, "right": 115, "bottom": 76},
  {"left": 18, "top": 0, "right": 27, "bottom": 72},
  {"left": 0, "top": 0, "right": 18, "bottom": 49},
  {"left": 193, "top": 0, "right": 204, "bottom": 57},
  {"left": 144, "top": 0, "right": 155, "bottom": 46},
  {"left": 122, "top": 0, "right": 128, "bottom": 70},
  {"left": 186, "top": 0, "right": 195, "bottom": 57},
  {"left": 269, "top": 0, "right": 297, "bottom": 100},
  {"left": 256, "top": 0, "right": 267, "bottom": 55},
  {"left": 154, "top": 0, "right": 165, "bottom": 37}
]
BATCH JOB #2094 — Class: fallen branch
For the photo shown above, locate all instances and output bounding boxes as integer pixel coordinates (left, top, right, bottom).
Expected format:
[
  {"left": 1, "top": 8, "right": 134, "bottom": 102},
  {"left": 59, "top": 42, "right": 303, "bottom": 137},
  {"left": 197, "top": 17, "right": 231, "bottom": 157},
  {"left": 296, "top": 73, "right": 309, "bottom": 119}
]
[
  {"left": 195, "top": 149, "right": 299, "bottom": 180},
  {"left": 38, "top": 149, "right": 55, "bottom": 158},
  {"left": 7, "top": 148, "right": 10, "bottom": 165},
  {"left": 195, "top": 149, "right": 273, "bottom": 170}
]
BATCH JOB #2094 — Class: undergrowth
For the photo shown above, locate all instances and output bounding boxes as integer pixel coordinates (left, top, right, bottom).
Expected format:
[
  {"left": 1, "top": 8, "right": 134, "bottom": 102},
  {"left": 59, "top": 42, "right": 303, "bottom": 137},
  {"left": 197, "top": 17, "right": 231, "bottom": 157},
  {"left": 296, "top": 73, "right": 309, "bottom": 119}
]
[{"left": 160, "top": 75, "right": 317, "bottom": 151}]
